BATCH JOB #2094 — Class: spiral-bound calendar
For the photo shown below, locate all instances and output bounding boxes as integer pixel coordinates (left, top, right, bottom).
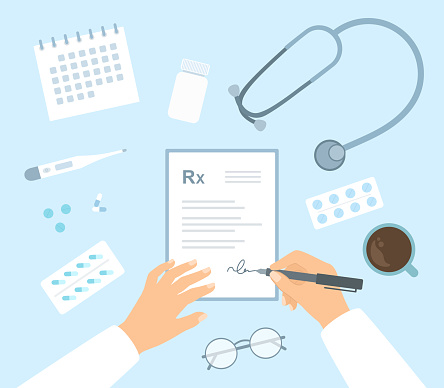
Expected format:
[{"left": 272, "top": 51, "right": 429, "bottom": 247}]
[{"left": 34, "top": 24, "right": 139, "bottom": 121}]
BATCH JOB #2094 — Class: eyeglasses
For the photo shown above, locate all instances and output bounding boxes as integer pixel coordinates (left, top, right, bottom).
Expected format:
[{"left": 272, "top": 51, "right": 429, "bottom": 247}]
[{"left": 202, "top": 327, "right": 286, "bottom": 370}]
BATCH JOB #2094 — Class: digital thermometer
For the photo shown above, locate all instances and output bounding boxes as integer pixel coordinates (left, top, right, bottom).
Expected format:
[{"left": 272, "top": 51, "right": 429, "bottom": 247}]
[{"left": 24, "top": 149, "right": 126, "bottom": 181}]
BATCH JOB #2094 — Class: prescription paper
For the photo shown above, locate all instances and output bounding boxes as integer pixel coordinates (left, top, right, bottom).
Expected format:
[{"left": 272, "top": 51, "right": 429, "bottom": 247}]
[
  {"left": 166, "top": 150, "right": 278, "bottom": 300},
  {"left": 41, "top": 241, "right": 124, "bottom": 314},
  {"left": 306, "top": 177, "right": 383, "bottom": 229}
]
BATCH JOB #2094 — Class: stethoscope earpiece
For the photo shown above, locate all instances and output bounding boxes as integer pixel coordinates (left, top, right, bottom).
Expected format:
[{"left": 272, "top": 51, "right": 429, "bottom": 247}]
[
  {"left": 229, "top": 85, "right": 267, "bottom": 130},
  {"left": 314, "top": 140, "right": 346, "bottom": 171},
  {"left": 228, "top": 84, "right": 240, "bottom": 97},
  {"left": 254, "top": 120, "right": 266, "bottom": 131}
]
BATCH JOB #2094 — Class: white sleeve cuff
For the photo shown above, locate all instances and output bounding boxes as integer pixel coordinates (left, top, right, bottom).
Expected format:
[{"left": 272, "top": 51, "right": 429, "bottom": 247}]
[
  {"left": 20, "top": 325, "right": 140, "bottom": 388},
  {"left": 321, "top": 309, "right": 424, "bottom": 388}
]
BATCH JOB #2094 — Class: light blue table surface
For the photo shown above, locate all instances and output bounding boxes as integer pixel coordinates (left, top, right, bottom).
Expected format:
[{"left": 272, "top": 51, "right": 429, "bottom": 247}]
[{"left": 1, "top": 1, "right": 442, "bottom": 386}]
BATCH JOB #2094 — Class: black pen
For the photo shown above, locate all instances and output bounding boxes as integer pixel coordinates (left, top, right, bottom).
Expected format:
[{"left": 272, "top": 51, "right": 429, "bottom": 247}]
[{"left": 254, "top": 268, "right": 363, "bottom": 293}]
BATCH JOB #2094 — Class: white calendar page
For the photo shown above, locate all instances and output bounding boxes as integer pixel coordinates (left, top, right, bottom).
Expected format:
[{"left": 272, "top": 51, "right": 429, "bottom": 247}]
[{"left": 34, "top": 27, "right": 139, "bottom": 121}]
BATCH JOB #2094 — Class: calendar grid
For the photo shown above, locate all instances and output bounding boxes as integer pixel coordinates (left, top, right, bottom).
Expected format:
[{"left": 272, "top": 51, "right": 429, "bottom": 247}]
[{"left": 34, "top": 26, "right": 139, "bottom": 121}]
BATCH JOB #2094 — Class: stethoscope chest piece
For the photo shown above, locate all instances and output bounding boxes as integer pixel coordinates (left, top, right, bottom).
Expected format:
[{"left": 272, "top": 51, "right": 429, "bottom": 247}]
[{"left": 314, "top": 140, "right": 346, "bottom": 171}]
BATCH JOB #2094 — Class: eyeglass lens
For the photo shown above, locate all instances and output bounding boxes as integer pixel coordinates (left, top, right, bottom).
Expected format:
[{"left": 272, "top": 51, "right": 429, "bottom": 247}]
[
  {"left": 250, "top": 328, "right": 282, "bottom": 358},
  {"left": 205, "top": 338, "right": 237, "bottom": 369}
]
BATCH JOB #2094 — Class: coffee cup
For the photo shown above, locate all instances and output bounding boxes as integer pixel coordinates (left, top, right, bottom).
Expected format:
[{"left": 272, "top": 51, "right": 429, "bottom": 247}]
[{"left": 363, "top": 223, "right": 418, "bottom": 277}]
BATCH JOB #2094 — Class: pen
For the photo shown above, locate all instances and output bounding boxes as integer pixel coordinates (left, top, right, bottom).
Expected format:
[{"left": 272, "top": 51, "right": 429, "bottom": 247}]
[{"left": 255, "top": 268, "right": 363, "bottom": 293}]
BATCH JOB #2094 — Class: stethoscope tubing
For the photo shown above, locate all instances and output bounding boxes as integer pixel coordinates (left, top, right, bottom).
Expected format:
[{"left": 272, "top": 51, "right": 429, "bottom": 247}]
[
  {"left": 334, "top": 19, "right": 424, "bottom": 150},
  {"left": 235, "top": 26, "right": 342, "bottom": 119},
  {"left": 235, "top": 18, "right": 424, "bottom": 151}
]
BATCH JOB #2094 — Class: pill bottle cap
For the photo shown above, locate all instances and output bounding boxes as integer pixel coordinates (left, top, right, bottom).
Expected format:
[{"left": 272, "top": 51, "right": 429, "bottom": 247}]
[{"left": 181, "top": 59, "right": 210, "bottom": 76}]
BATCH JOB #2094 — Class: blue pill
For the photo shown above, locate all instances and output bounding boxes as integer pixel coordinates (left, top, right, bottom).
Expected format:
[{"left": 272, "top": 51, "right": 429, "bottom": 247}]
[
  {"left": 89, "top": 254, "right": 103, "bottom": 260},
  {"left": 100, "top": 270, "right": 114, "bottom": 275},
  {"left": 345, "top": 188, "right": 355, "bottom": 198},
  {"left": 55, "top": 223, "right": 65, "bottom": 233},
  {"left": 87, "top": 279, "right": 101, "bottom": 284},
  {"left": 312, "top": 200, "right": 322, "bottom": 210},
  {"left": 61, "top": 204, "right": 71, "bottom": 214},
  {"left": 64, "top": 271, "right": 78, "bottom": 276},
  {"left": 329, "top": 194, "right": 339, "bottom": 204},
  {"left": 350, "top": 202, "right": 360, "bottom": 212},
  {"left": 362, "top": 183, "right": 372, "bottom": 193},
  {"left": 62, "top": 296, "right": 76, "bottom": 301},
  {"left": 317, "top": 214, "right": 327, "bottom": 224},
  {"left": 367, "top": 197, "right": 377, "bottom": 207},
  {"left": 334, "top": 208, "right": 344, "bottom": 218},
  {"left": 94, "top": 199, "right": 101, "bottom": 207},
  {"left": 75, "top": 287, "right": 89, "bottom": 292},
  {"left": 52, "top": 280, "right": 66, "bottom": 285},
  {"left": 77, "top": 263, "right": 91, "bottom": 268},
  {"left": 43, "top": 208, "right": 54, "bottom": 218}
]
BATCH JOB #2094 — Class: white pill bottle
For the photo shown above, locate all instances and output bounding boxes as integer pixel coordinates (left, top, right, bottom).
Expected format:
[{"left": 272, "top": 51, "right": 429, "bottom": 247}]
[{"left": 168, "top": 59, "right": 210, "bottom": 123}]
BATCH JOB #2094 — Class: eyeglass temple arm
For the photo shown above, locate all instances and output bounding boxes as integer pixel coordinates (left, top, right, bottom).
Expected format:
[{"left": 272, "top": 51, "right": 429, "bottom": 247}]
[
  {"left": 202, "top": 354, "right": 214, "bottom": 370},
  {"left": 279, "top": 335, "right": 287, "bottom": 351}
]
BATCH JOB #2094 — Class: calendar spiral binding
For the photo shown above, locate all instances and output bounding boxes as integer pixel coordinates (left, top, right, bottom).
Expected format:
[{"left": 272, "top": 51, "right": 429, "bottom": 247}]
[{"left": 38, "top": 23, "right": 119, "bottom": 50}]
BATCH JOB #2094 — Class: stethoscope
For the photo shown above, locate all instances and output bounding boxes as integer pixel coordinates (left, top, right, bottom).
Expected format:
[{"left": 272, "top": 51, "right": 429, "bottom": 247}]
[{"left": 229, "top": 18, "right": 424, "bottom": 171}]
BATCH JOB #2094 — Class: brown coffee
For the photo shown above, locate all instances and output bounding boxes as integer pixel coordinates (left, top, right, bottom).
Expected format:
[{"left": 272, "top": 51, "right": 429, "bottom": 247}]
[{"left": 366, "top": 226, "right": 412, "bottom": 272}]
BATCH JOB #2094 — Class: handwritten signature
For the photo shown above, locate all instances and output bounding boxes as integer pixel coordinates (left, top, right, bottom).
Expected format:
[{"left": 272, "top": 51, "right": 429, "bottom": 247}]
[{"left": 227, "top": 259, "right": 255, "bottom": 274}]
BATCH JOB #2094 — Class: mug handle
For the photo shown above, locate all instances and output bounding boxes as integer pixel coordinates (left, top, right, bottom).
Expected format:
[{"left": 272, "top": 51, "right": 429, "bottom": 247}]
[{"left": 405, "top": 264, "right": 418, "bottom": 277}]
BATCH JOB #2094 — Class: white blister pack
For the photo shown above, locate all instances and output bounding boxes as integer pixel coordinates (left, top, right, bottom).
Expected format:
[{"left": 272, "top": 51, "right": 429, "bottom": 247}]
[
  {"left": 306, "top": 177, "right": 383, "bottom": 229},
  {"left": 41, "top": 241, "right": 124, "bottom": 314}
]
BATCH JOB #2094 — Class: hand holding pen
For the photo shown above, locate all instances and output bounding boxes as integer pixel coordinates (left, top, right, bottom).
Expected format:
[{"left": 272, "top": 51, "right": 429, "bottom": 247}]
[{"left": 269, "top": 251, "right": 351, "bottom": 328}]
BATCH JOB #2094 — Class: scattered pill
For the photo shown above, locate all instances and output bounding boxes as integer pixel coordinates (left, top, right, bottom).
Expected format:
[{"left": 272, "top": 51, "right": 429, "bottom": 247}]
[
  {"left": 345, "top": 188, "right": 355, "bottom": 198},
  {"left": 312, "top": 200, "right": 322, "bottom": 210},
  {"left": 52, "top": 280, "right": 66, "bottom": 285},
  {"left": 329, "top": 194, "right": 339, "bottom": 204},
  {"left": 55, "top": 222, "right": 65, "bottom": 233},
  {"left": 43, "top": 208, "right": 54, "bottom": 218},
  {"left": 94, "top": 193, "right": 102, "bottom": 207},
  {"left": 64, "top": 271, "right": 78, "bottom": 276},
  {"left": 350, "top": 202, "right": 360, "bottom": 212},
  {"left": 317, "top": 214, "right": 327, "bottom": 224},
  {"left": 100, "top": 270, "right": 114, "bottom": 275},
  {"left": 87, "top": 279, "right": 101, "bottom": 284},
  {"left": 62, "top": 296, "right": 76, "bottom": 301},
  {"left": 362, "top": 182, "right": 372, "bottom": 193},
  {"left": 334, "top": 208, "right": 344, "bottom": 218},
  {"left": 61, "top": 204, "right": 72, "bottom": 214},
  {"left": 367, "top": 197, "right": 377, "bottom": 207},
  {"left": 89, "top": 254, "right": 103, "bottom": 260},
  {"left": 92, "top": 207, "right": 107, "bottom": 213},
  {"left": 75, "top": 287, "right": 89, "bottom": 292},
  {"left": 77, "top": 263, "right": 91, "bottom": 268}
]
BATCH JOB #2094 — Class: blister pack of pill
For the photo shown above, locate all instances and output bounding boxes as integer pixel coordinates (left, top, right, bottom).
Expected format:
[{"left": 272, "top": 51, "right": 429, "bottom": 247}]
[
  {"left": 306, "top": 177, "right": 383, "bottom": 230},
  {"left": 41, "top": 241, "right": 124, "bottom": 314}
]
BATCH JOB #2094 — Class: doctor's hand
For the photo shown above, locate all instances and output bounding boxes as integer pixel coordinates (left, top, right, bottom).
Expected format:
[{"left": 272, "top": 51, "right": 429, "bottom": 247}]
[
  {"left": 119, "top": 259, "right": 214, "bottom": 354},
  {"left": 270, "top": 251, "right": 349, "bottom": 328}
]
